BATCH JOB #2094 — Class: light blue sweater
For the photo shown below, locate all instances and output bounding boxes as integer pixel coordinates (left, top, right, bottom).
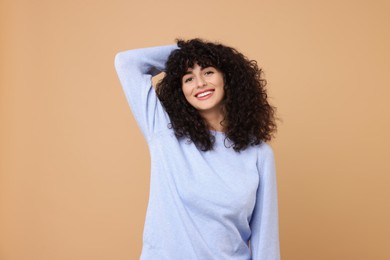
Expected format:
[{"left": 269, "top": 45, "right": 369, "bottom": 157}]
[{"left": 114, "top": 45, "right": 280, "bottom": 260}]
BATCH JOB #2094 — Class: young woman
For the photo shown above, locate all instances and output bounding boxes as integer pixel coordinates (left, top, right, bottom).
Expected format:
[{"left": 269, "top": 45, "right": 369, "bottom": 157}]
[{"left": 115, "top": 39, "right": 280, "bottom": 260}]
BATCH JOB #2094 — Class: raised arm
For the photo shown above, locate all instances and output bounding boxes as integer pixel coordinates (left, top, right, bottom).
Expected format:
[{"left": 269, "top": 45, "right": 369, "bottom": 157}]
[
  {"left": 114, "top": 44, "right": 178, "bottom": 139},
  {"left": 250, "top": 143, "right": 280, "bottom": 260}
]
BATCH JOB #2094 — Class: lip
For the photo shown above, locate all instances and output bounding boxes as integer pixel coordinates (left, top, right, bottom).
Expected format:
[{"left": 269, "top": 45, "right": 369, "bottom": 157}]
[{"left": 194, "top": 89, "right": 215, "bottom": 100}]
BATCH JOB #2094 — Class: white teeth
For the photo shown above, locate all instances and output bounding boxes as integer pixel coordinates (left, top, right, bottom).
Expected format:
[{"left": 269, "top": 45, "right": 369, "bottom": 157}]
[{"left": 197, "top": 91, "right": 213, "bottom": 98}]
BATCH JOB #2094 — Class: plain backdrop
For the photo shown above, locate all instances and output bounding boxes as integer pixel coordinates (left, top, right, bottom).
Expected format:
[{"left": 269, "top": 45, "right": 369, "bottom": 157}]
[{"left": 1, "top": 0, "right": 390, "bottom": 259}]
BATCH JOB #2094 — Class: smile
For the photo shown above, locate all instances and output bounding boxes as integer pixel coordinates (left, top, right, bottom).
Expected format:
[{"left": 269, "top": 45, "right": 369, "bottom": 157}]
[{"left": 195, "top": 90, "right": 214, "bottom": 99}]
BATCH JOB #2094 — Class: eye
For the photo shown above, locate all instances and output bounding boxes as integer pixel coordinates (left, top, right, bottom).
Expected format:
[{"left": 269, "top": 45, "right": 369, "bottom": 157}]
[
  {"left": 184, "top": 77, "right": 193, "bottom": 83},
  {"left": 204, "top": 70, "right": 214, "bottom": 76}
]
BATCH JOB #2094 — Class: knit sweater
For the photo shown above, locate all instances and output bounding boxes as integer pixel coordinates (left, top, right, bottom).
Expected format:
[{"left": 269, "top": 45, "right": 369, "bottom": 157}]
[{"left": 114, "top": 44, "right": 280, "bottom": 260}]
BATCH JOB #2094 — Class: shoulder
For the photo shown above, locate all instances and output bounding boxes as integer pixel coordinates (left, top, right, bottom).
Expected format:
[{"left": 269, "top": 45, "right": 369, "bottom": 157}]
[
  {"left": 256, "top": 142, "right": 275, "bottom": 169},
  {"left": 258, "top": 142, "right": 274, "bottom": 158}
]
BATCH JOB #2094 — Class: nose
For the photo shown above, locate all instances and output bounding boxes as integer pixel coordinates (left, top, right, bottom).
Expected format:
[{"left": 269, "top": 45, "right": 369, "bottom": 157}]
[{"left": 197, "top": 76, "right": 207, "bottom": 88}]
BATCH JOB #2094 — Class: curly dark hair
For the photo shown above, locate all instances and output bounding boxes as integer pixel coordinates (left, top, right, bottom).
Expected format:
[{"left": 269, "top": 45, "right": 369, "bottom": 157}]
[{"left": 157, "top": 38, "right": 277, "bottom": 152}]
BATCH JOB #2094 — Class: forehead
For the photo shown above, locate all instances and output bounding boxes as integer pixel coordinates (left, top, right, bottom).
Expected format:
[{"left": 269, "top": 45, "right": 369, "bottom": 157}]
[
  {"left": 183, "top": 56, "right": 216, "bottom": 70},
  {"left": 185, "top": 63, "right": 212, "bottom": 72}
]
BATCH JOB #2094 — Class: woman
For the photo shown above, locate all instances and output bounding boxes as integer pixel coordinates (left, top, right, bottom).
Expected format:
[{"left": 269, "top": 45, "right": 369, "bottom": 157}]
[{"left": 115, "top": 39, "right": 280, "bottom": 260}]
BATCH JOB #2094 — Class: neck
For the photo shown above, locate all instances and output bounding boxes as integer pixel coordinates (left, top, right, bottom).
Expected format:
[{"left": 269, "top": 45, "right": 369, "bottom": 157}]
[{"left": 200, "top": 109, "right": 225, "bottom": 132}]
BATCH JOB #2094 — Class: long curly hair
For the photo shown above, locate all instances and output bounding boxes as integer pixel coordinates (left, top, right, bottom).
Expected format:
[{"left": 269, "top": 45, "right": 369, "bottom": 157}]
[{"left": 157, "top": 38, "right": 277, "bottom": 152}]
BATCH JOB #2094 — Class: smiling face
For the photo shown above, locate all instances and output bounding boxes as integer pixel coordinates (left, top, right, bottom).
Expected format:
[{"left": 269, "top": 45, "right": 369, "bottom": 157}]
[{"left": 181, "top": 64, "right": 225, "bottom": 118}]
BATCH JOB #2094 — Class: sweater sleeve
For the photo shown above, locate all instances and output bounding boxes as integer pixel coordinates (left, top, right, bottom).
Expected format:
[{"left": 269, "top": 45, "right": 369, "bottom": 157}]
[
  {"left": 250, "top": 143, "right": 281, "bottom": 260},
  {"left": 114, "top": 45, "right": 178, "bottom": 139}
]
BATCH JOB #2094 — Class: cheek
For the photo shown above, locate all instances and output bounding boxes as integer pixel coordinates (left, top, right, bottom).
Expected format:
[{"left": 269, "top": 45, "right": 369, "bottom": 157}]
[
  {"left": 215, "top": 74, "right": 225, "bottom": 89},
  {"left": 181, "top": 86, "right": 192, "bottom": 101},
  {"left": 218, "top": 78, "right": 225, "bottom": 92},
  {"left": 220, "top": 88, "right": 226, "bottom": 100},
  {"left": 219, "top": 83, "right": 226, "bottom": 100},
  {"left": 219, "top": 76, "right": 225, "bottom": 87}
]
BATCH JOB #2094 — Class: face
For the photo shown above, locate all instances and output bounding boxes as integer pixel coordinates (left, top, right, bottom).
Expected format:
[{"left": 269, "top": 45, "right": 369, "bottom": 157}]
[{"left": 181, "top": 63, "right": 225, "bottom": 117}]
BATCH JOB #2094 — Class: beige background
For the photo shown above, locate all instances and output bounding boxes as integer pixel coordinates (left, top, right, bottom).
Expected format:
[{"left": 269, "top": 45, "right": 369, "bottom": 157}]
[{"left": 1, "top": 0, "right": 390, "bottom": 259}]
